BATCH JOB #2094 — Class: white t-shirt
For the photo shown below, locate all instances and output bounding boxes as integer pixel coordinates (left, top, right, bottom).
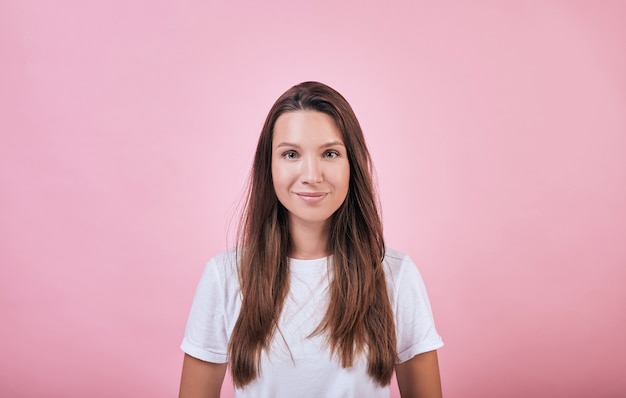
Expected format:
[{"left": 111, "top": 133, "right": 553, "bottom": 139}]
[{"left": 181, "top": 248, "right": 443, "bottom": 398}]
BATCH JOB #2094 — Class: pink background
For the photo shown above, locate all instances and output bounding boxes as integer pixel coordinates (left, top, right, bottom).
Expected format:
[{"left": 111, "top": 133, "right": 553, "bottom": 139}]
[{"left": 1, "top": 1, "right": 625, "bottom": 397}]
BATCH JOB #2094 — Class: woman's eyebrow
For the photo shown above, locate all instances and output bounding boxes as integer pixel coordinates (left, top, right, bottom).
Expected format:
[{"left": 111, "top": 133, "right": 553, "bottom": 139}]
[
  {"left": 275, "top": 141, "right": 345, "bottom": 149},
  {"left": 275, "top": 142, "right": 300, "bottom": 149},
  {"left": 320, "top": 141, "right": 345, "bottom": 148}
]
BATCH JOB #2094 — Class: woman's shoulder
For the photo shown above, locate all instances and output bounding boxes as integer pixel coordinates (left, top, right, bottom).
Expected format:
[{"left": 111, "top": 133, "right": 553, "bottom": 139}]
[
  {"left": 383, "top": 247, "right": 413, "bottom": 270},
  {"left": 205, "top": 248, "right": 239, "bottom": 276},
  {"left": 209, "top": 247, "right": 237, "bottom": 262},
  {"left": 382, "top": 247, "right": 422, "bottom": 287}
]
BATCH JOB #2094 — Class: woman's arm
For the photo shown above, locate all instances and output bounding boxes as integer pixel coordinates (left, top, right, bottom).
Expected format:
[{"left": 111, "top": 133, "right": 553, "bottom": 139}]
[
  {"left": 179, "top": 354, "right": 227, "bottom": 398},
  {"left": 395, "top": 350, "right": 442, "bottom": 398}
]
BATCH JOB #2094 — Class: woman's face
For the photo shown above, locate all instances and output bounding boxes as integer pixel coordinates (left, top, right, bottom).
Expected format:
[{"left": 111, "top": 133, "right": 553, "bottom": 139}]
[{"left": 271, "top": 110, "right": 350, "bottom": 230}]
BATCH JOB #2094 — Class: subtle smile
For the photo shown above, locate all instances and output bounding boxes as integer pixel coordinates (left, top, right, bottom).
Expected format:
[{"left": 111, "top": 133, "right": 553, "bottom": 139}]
[{"left": 294, "top": 192, "right": 327, "bottom": 204}]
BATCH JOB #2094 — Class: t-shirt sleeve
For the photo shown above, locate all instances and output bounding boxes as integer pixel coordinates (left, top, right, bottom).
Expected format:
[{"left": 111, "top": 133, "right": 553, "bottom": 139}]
[
  {"left": 394, "top": 255, "right": 444, "bottom": 363},
  {"left": 180, "top": 257, "right": 230, "bottom": 363}
]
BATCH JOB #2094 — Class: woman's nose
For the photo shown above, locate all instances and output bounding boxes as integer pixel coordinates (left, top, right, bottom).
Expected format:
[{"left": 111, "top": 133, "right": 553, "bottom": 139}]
[{"left": 301, "top": 156, "right": 322, "bottom": 184}]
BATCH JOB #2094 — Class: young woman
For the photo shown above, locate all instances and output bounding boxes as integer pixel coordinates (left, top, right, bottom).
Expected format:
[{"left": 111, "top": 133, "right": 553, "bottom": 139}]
[{"left": 179, "top": 82, "right": 443, "bottom": 398}]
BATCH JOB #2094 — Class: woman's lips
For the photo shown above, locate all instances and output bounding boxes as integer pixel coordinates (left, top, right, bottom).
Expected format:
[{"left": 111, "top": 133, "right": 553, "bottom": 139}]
[{"left": 295, "top": 192, "right": 327, "bottom": 204}]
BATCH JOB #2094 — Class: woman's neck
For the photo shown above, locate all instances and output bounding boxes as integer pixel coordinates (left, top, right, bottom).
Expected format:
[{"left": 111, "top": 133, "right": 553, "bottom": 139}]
[{"left": 288, "top": 218, "right": 330, "bottom": 260}]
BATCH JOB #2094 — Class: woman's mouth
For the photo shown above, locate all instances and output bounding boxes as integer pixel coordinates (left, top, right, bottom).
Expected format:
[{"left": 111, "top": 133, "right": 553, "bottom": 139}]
[{"left": 295, "top": 192, "right": 327, "bottom": 204}]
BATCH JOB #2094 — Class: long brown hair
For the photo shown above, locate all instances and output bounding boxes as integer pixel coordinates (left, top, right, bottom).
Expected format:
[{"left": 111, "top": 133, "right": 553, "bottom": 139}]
[{"left": 228, "top": 81, "right": 397, "bottom": 387}]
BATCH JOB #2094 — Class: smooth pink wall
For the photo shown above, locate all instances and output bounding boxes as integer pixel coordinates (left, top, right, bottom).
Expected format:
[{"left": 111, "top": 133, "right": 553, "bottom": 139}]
[{"left": 1, "top": 1, "right": 625, "bottom": 397}]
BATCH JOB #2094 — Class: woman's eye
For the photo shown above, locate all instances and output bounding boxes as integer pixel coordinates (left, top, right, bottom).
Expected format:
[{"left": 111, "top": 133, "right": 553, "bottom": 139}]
[
  {"left": 282, "top": 151, "right": 298, "bottom": 159},
  {"left": 324, "top": 151, "right": 339, "bottom": 159}
]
